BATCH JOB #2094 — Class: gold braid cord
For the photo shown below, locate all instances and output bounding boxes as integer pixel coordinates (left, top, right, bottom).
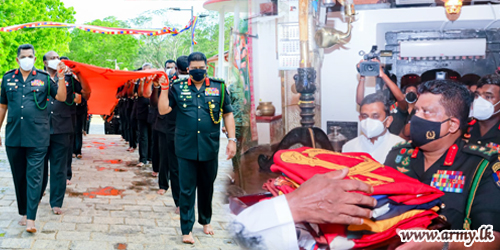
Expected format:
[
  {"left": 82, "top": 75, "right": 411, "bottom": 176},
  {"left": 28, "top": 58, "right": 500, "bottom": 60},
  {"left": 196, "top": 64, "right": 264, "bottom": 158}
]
[{"left": 279, "top": 148, "right": 395, "bottom": 186}]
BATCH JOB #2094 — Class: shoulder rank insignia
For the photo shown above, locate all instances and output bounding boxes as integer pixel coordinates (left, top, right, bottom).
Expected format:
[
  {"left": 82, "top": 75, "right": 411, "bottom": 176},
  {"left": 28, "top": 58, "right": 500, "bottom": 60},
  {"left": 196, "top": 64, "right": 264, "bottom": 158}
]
[
  {"left": 492, "top": 162, "right": 500, "bottom": 189},
  {"left": 209, "top": 77, "right": 225, "bottom": 83},
  {"left": 392, "top": 141, "right": 412, "bottom": 149},
  {"left": 431, "top": 170, "right": 465, "bottom": 193},
  {"left": 464, "top": 143, "right": 498, "bottom": 161},
  {"left": 486, "top": 142, "right": 500, "bottom": 153}
]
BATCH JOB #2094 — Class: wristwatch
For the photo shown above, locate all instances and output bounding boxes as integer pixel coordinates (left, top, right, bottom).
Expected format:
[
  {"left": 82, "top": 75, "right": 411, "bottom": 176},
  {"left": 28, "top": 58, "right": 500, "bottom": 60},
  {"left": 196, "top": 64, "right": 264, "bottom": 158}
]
[{"left": 228, "top": 138, "right": 237, "bottom": 143}]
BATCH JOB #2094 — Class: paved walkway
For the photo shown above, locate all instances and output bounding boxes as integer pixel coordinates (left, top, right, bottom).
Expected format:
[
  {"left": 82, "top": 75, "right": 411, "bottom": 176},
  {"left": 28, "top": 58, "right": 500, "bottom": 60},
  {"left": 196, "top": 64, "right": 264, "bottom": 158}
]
[{"left": 0, "top": 130, "right": 238, "bottom": 249}]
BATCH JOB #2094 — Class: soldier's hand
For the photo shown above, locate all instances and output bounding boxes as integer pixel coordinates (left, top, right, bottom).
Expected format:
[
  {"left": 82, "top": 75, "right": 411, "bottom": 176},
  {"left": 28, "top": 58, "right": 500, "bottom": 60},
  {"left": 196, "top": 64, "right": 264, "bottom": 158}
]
[
  {"left": 285, "top": 168, "right": 376, "bottom": 225},
  {"left": 159, "top": 76, "right": 168, "bottom": 88},
  {"left": 57, "top": 61, "right": 66, "bottom": 77},
  {"left": 226, "top": 140, "right": 236, "bottom": 160}
]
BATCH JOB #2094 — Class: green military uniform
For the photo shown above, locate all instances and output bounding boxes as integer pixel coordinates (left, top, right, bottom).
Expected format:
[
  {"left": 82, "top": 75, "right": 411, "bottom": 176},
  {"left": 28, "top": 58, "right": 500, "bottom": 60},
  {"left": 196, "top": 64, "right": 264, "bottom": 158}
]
[
  {"left": 464, "top": 119, "right": 500, "bottom": 153},
  {"left": 384, "top": 139, "right": 500, "bottom": 230},
  {"left": 168, "top": 77, "right": 233, "bottom": 235},
  {"left": 41, "top": 73, "right": 82, "bottom": 208},
  {"left": 1, "top": 67, "right": 58, "bottom": 220}
]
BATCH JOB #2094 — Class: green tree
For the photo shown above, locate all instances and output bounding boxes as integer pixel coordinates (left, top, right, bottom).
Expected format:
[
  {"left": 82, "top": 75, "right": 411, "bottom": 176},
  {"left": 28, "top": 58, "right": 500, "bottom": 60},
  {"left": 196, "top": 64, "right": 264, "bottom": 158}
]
[
  {"left": 130, "top": 10, "right": 234, "bottom": 73},
  {"left": 67, "top": 17, "right": 140, "bottom": 70},
  {"left": 0, "top": 0, "right": 75, "bottom": 73}
]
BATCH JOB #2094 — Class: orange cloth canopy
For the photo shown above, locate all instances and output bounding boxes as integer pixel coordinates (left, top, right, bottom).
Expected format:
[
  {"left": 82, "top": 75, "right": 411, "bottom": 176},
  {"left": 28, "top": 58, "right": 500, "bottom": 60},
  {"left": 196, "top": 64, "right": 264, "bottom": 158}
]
[{"left": 63, "top": 60, "right": 167, "bottom": 115}]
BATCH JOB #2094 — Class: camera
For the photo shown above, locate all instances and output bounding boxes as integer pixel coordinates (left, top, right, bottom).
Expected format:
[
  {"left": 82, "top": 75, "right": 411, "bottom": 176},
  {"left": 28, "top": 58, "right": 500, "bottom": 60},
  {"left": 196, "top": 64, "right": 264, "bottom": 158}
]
[{"left": 358, "top": 46, "right": 380, "bottom": 77}]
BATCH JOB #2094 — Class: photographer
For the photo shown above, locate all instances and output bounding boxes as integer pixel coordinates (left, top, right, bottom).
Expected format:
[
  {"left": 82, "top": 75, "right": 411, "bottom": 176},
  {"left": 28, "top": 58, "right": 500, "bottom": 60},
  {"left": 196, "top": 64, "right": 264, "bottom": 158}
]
[{"left": 356, "top": 59, "right": 407, "bottom": 136}]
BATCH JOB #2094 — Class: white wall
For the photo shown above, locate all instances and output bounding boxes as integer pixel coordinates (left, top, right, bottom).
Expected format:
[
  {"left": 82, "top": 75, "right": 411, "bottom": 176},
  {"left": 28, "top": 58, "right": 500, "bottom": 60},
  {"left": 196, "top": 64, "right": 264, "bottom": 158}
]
[
  {"left": 252, "top": 19, "right": 282, "bottom": 115},
  {"left": 321, "top": 5, "right": 500, "bottom": 132}
]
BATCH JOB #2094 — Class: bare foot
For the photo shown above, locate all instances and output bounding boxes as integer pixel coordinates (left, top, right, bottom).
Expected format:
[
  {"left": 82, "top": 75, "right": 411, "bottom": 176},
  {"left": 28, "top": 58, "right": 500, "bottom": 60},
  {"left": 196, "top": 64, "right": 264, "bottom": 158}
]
[
  {"left": 203, "top": 224, "right": 214, "bottom": 235},
  {"left": 175, "top": 207, "right": 180, "bottom": 214},
  {"left": 157, "top": 189, "right": 166, "bottom": 195},
  {"left": 76, "top": 154, "right": 82, "bottom": 159},
  {"left": 182, "top": 232, "right": 195, "bottom": 244},
  {"left": 18, "top": 216, "right": 27, "bottom": 226},
  {"left": 66, "top": 179, "right": 72, "bottom": 185},
  {"left": 26, "top": 220, "right": 36, "bottom": 233},
  {"left": 52, "top": 207, "right": 63, "bottom": 215},
  {"left": 136, "top": 162, "right": 144, "bottom": 167}
]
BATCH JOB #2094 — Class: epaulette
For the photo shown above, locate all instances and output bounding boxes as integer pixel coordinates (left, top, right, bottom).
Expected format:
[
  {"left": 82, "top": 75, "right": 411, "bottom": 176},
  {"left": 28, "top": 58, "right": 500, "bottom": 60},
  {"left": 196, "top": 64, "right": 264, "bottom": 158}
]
[
  {"left": 209, "top": 77, "right": 225, "bottom": 83},
  {"left": 463, "top": 143, "right": 499, "bottom": 162},
  {"left": 392, "top": 140, "right": 412, "bottom": 149},
  {"left": 35, "top": 69, "right": 49, "bottom": 76},
  {"left": 3, "top": 69, "right": 16, "bottom": 75},
  {"left": 173, "top": 78, "right": 187, "bottom": 85}
]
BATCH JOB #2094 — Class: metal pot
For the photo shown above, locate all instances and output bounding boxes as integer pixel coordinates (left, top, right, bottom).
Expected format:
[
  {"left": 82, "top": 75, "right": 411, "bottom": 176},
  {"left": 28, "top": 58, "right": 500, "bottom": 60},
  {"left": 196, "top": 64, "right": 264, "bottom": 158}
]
[{"left": 256, "top": 102, "right": 276, "bottom": 116}]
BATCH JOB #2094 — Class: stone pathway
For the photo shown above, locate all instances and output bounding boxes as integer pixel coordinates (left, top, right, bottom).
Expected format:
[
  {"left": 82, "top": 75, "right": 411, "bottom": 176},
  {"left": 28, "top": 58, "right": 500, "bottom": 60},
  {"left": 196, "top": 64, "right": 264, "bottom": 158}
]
[{"left": 0, "top": 132, "right": 238, "bottom": 250}]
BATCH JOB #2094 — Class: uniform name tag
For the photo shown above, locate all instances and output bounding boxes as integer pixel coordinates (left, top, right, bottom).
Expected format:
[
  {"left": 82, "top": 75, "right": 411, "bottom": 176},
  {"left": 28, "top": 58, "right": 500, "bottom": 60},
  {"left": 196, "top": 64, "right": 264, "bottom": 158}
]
[
  {"left": 31, "top": 80, "right": 44, "bottom": 87},
  {"left": 430, "top": 170, "right": 465, "bottom": 193},
  {"left": 7, "top": 82, "right": 16, "bottom": 86},
  {"left": 181, "top": 92, "right": 191, "bottom": 95},
  {"left": 205, "top": 87, "right": 219, "bottom": 96}
]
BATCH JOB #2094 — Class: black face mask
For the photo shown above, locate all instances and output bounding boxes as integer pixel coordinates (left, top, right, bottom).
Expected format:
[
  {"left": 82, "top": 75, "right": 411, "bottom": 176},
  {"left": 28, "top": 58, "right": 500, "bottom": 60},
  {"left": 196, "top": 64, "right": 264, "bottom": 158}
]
[
  {"left": 189, "top": 69, "right": 206, "bottom": 82},
  {"left": 410, "top": 116, "right": 451, "bottom": 147},
  {"left": 405, "top": 92, "right": 418, "bottom": 104}
]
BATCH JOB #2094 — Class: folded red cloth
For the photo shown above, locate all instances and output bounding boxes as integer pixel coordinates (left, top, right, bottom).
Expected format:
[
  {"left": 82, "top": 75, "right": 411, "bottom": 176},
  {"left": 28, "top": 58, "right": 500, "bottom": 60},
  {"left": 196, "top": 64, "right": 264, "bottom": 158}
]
[
  {"left": 266, "top": 147, "right": 443, "bottom": 249},
  {"left": 271, "top": 147, "right": 443, "bottom": 205}
]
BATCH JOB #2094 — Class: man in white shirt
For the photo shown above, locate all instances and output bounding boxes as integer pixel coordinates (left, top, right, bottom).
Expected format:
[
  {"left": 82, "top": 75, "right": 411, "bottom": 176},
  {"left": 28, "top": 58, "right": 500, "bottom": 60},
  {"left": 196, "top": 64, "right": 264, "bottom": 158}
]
[{"left": 343, "top": 93, "right": 405, "bottom": 163}]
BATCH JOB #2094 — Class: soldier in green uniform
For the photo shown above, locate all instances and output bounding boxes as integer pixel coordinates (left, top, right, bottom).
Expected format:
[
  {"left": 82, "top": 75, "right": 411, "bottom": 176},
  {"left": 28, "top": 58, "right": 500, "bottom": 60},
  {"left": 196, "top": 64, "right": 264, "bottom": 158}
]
[
  {"left": 158, "top": 52, "right": 236, "bottom": 244},
  {"left": 384, "top": 80, "right": 500, "bottom": 249},
  {"left": 0, "top": 44, "right": 67, "bottom": 233},
  {"left": 465, "top": 74, "right": 500, "bottom": 152},
  {"left": 39, "top": 51, "right": 87, "bottom": 215}
]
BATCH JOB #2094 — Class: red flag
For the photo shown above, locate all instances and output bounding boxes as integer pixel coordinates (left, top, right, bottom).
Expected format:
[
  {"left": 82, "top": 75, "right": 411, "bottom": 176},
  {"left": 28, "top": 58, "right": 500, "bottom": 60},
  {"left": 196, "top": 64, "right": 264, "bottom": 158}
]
[{"left": 63, "top": 60, "right": 167, "bottom": 115}]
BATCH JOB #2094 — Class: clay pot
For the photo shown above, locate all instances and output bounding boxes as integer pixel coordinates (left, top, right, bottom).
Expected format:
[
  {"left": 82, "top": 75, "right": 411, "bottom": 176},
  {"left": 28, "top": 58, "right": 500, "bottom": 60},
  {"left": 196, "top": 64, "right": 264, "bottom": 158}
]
[{"left": 256, "top": 102, "right": 276, "bottom": 116}]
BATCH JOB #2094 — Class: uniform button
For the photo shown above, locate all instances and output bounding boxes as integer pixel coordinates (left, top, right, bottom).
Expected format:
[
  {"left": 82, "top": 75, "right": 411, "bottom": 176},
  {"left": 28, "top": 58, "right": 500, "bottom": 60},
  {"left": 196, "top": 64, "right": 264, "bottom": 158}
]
[
  {"left": 198, "top": 95, "right": 200, "bottom": 98},
  {"left": 478, "top": 141, "right": 481, "bottom": 144},
  {"left": 51, "top": 102, "right": 54, "bottom": 104},
  {"left": 21, "top": 117, "right": 23, "bottom": 119},
  {"left": 198, "top": 119, "right": 201, "bottom": 122},
  {"left": 51, "top": 111, "right": 53, "bottom": 114},
  {"left": 198, "top": 106, "right": 200, "bottom": 109},
  {"left": 198, "top": 131, "right": 200, "bottom": 133},
  {"left": 23, "top": 85, "right": 25, "bottom": 87},
  {"left": 22, "top": 95, "right": 25, "bottom": 98},
  {"left": 21, "top": 106, "right": 24, "bottom": 109}
]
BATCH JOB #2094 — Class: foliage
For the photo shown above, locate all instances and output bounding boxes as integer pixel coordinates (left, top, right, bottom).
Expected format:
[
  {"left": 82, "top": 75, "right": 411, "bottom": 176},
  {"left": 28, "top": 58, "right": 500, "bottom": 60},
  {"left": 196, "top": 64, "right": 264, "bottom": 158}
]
[
  {"left": 67, "top": 17, "right": 140, "bottom": 70},
  {"left": 131, "top": 10, "right": 234, "bottom": 74},
  {"left": 0, "top": 0, "right": 76, "bottom": 74}
]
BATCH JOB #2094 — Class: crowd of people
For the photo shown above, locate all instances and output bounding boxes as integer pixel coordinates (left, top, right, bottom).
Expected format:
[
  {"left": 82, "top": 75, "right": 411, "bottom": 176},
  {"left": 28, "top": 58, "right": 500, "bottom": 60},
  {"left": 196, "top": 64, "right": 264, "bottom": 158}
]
[
  {"left": 0, "top": 44, "right": 236, "bottom": 244},
  {"left": 233, "top": 62, "right": 500, "bottom": 249}
]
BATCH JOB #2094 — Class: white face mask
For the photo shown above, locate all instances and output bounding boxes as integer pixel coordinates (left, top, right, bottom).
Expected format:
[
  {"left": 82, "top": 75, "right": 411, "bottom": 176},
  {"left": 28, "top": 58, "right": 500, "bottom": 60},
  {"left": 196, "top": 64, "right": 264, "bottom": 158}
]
[
  {"left": 165, "top": 68, "right": 174, "bottom": 77},
  {"left": 472, "top": 96, "right": 500, "bottom": 121},
  {"left": 360, "top": 117, "right": 388, "bottom": 139},
  {"left": 18, "top": 57, "right": 34, "bottom": 71},
  {"left": 48, "top": 59, "right": 61, "bottom": 70}
]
